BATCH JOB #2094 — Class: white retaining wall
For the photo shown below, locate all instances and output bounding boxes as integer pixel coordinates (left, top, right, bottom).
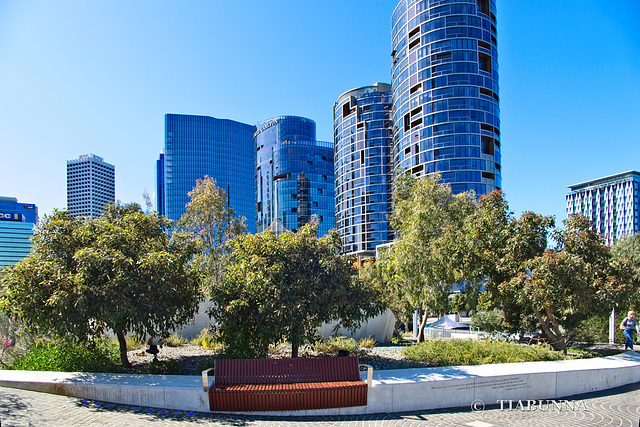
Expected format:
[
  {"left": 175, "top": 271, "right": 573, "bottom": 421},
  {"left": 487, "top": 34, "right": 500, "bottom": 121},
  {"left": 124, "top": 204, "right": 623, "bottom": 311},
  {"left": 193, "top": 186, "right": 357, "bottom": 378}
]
[{"left": 1, "top": 352, "right": 639, "bottom": 415}]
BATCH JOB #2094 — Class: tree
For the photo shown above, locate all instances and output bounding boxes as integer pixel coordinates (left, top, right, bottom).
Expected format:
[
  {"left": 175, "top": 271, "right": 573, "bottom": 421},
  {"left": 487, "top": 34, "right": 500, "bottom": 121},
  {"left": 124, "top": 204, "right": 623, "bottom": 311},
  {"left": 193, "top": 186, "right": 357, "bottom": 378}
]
[
  {"left": 612, "top": 233, "right": 640, "bottom": 309},
  {"left": 0, "top": 204, "right": 202, "bottom": 367},
  {"left": 501, "top": 214, "right": 634, "bottom": 352},
  {"left": 462, "top": 191, "right": 554, "bottom": 332},
  {"left": 177, "top": 176, "right": 246, "bottom": 288},
  {"left": 386, "top": 173, "right": 476, "bottom": 341},
  {"left": 209, "top": 220, "right": 384, "bottom": 358},
  {"left": 360, "top": 255, "right": 415, "bottom": 333}
]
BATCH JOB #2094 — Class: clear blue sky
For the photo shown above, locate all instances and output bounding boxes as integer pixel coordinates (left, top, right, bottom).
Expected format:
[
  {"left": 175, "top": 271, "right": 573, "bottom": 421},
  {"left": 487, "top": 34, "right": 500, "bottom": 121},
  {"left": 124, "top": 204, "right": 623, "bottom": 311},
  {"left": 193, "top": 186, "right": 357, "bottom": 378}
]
[{"left": 1, "top": 1, "right": 639, "bottom": 226}]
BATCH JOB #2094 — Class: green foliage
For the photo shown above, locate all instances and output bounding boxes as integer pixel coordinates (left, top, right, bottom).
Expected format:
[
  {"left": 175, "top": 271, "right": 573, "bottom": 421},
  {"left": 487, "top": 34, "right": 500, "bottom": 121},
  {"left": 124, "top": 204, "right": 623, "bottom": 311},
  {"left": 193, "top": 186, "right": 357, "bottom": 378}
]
[
  {"left": 385, "top": 173, "right": 476, "bottom": 341},
  {"left": 314, "top": 336, "right": 360, "bottom": 355},
  {"left": 0, "top": 204, "right": 203, "bottom": 368},
  {"left": 612, "top": 233, "right": 640, "bottom": 308},
  {"left": 125, "top": 335, "right": 146, "bottom": 351},
  {"left": 0, "top": 312, "right": 36, "bottom": 368},
  {"left": 9, "top": 337, "right": 122, "bottom": 373},
  {"left": 210, "top": 220, "right": 384, "bottom": 358},
  {"left": 177, "top": 176, "right": 246, "bottom": 288},
  {"left": 502, "top": 214, "right": 635, "bottom": 351},
  {"left": 190, "top": 328, "right": 224, "bottom": 350},
  {"left": 402, "top": 339, "right": 568, "bottom": 366},
  {"left": 145, "top": 359, "right": 184, "bottom": 375},
  {"left": 162, "top": 333, "right": 188, "bottom": 347},
  {"left": 359, "top": 336, "right": 377, "bottom": 348},
  {"left": 471, "top": 309, "right": 504, "bottom": 333}
]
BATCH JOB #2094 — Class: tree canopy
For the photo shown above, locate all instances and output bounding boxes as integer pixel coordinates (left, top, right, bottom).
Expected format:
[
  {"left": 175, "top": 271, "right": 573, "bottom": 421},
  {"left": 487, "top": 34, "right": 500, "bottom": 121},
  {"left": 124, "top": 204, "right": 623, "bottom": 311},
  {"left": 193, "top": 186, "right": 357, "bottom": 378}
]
[
  {"left": 501, "top": 214, "right": 634, "bottom": 351},
  {"left": 177, "top": 176, "right": 246, "bottom": 288},
  {"left": 384, "top": 173, "right": 475, "bottom": 341},
  {"left": 209, "top": 220, "right": 384, "bottom": 358},
  {"left": 0, "top": 203, "right": 202, "bottom": 367}
]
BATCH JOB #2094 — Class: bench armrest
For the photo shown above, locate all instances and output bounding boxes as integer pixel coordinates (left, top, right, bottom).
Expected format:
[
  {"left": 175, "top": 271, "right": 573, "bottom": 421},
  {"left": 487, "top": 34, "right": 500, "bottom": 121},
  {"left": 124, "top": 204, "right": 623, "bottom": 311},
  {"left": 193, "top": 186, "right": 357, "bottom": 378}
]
[
  {"left": 202, "top": 368, "right": 214, "bottom": 392},
  {"left": 359, "top": 364, "right": 373, "bottom": 387}
]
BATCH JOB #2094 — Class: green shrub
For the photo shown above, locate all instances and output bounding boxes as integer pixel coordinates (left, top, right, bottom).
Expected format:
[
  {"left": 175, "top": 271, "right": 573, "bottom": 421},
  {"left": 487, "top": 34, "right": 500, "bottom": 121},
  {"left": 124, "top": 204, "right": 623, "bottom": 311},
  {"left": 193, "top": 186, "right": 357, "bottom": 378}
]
[
  {"left": 402, "top": 339, "right": 568, "bottom": 366},
  {"left": 190, "top": 329, "right": 223, "bottom": 350},
  {"left": 471, "top": 309, "right": 504, "bottom": 333},
  {"left": 358, "top": 336, "right": 377, "bottom": 348},
  {"left": 314, "top": 336, "right": 360, "bottom": 355},
  {"left": 198, "top": 357, "right": 216, "bottom": 373},
  {"left": 163, "top": 333, "right": 187, "bottom": 347},
  {"left": 146, "top": 359, "right": 184, "bottom": 375},
  {"left": 569, "top": 315, "right": 626, "bottom": 344},
  {"left": 10, "top": 337, "right": 122, "bottom": 373},
  {"left": 125, "top": 335, "right": 145, "bottom": 351}
]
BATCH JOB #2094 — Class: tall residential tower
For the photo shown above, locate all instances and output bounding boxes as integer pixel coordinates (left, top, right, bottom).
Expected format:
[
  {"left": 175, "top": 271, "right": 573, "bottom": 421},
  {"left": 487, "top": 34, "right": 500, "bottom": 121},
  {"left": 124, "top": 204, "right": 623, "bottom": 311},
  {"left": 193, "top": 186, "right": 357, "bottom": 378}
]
[
  {"left": 567, "top": 171, "right": 640, "bottom": 246},
  {"left": 334, "top": 83, "right": 394, "bottom": 257},
  {"left": 391, "top": 0, "right": 501, "bottom": 195},
  {"left": 66, "top": 154, "right": 115, "bottom": 218}
]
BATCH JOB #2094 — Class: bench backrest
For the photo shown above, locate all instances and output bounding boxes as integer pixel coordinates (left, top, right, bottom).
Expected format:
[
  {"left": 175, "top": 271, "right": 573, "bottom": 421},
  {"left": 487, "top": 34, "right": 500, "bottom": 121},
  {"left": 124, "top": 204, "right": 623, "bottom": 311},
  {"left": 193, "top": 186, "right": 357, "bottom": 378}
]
[{"left": 214, "top": 356, "right": 361, "bottom": 385}]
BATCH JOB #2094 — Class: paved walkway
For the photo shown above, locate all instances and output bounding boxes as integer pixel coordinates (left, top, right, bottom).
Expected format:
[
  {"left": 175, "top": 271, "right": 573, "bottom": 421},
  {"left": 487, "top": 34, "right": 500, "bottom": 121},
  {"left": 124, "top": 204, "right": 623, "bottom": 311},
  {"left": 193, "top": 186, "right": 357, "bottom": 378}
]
[{"left": 1, "top": 382, "right": 640, "bottom": 426}]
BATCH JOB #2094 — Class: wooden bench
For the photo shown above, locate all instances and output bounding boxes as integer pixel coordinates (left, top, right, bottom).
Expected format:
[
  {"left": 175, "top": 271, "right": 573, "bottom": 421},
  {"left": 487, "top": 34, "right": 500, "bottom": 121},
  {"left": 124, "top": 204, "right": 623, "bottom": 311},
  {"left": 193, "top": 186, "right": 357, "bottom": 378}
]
[{"left": 206, "top": 356, "right": 370, "bottom": 411}]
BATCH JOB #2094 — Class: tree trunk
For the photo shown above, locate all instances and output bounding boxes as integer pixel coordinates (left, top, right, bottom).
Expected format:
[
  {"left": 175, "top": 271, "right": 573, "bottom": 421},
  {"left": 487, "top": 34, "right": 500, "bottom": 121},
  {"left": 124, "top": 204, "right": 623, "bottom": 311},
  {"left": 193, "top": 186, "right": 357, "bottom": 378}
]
[
  {"left": 290, "top": 327, "right": 301, "bottom": 358},
  {"left": 532, "top": 308, "right": 566, "bottom": 353},
  {"left": 417, "top": 308, "right": 429, "bottom": 342},
  {"left": 116, "top": 330, "right": 131, "bottom": 368}
]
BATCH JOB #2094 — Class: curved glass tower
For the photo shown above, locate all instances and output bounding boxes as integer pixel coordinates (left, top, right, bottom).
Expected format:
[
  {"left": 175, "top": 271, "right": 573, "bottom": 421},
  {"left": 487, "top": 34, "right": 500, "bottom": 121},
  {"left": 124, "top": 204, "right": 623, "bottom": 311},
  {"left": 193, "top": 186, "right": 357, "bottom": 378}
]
[
  {"left": 334, "top": 83, "right": 394, "bottom": 257},
  {"left": 163, "top": 114, "right": 256, "bottom": 233},
  {"left": 391, "top": 0, "right": 501, "bottom": 195},
  {"left": 255, "top": 116, "right": 335, "bottom": 236}
]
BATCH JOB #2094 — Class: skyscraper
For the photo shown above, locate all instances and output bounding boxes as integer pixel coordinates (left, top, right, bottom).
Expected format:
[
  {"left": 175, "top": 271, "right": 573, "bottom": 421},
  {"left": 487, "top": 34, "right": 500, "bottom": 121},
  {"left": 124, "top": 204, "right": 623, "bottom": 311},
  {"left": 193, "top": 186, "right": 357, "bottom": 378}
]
[
  {"left": 391, "top": 0, "right": 501, "bottom": 195},
  {"left": 67, "top": 154, "right": 115, "bottom": 218},
  {"left": 156, "top": 153, "right": 165, "bottom": 217},
  {"left": 161, "top": 114, "right": 256, "bottom": 233},
  {"left": 0, "top": 196, "right": 38, "bottom": 268},
  {"left": 255, "top": 116, "right": 335, "bottom": 237},
  {"left": 334, "top": 83, "right": 394, "bottom": 257},
  {"left": 566, "top": 171, "right": 640, "bottom": 246}
]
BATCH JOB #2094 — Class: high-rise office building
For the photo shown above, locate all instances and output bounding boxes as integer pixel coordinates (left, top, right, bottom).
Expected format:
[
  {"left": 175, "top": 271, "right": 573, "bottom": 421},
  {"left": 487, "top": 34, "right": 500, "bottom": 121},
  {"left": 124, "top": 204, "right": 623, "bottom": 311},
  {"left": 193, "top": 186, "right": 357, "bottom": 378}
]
[
  {"left": 566, "top": 171, "right": 640, "bottom": 246},
  {"left": 67, "top": 154, "right": 115, "bottom": 218},
  {"left": 334, "top": 83, "right": 394, "bottom": 257},
  {"left": 161, "top": 114, "right": 256, "bottom": 233},
  {"left": 391, "top": 0, "right": 501, "bottom": 195},
  {"left": 0, "top": 197, "right": 38, "bottom": 268},
  {"left": 156, "top": 153, "right": 165, "bottom": 217},
  {"left": 255, "top": 116, "right": 335, "bottom": 237}
]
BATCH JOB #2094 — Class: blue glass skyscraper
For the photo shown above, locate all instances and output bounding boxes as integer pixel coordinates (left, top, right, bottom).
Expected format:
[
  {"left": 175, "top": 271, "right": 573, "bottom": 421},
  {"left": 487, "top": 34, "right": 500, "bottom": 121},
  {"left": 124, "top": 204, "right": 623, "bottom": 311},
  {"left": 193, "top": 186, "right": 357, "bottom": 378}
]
[
  {"left": 334, "top": 83, "right": 394, "bottom": 257},
  {"left": 391, "top": 0, "right": 501, "bottom": 195},
  {"left": 255, "top": 116, "right": 335, "bottom": 237},
  {"left": 0, "top": 196, "right": 38, "bottom": 268},
  {"left": 156, "top": 153, "right": 165, "bottom": 217},
  {"left": 162, "top": 114, "right": 256, "bottom": 233}
]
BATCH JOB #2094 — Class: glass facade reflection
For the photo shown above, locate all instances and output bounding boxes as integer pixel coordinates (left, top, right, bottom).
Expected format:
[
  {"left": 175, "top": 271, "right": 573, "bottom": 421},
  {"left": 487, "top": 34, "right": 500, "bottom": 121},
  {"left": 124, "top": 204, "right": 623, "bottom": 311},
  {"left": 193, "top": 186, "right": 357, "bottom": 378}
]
[
  {"left": 162, "top": 114, "right": 256, "bottom": 233},
  {"left": 334, "top": 83, "right": 394, "bottom": 257},
  {"left": 156, "top": 153, "right": 165, "bottom": 216},
  {"left": 391, "top": 0, "right": 501, "bottom": 195},
  {"left": 0, "top": 196, "right": 38, "bottom": 268},
  {"left": 255, "top": 116, "right": 335, "bottom": 236}
]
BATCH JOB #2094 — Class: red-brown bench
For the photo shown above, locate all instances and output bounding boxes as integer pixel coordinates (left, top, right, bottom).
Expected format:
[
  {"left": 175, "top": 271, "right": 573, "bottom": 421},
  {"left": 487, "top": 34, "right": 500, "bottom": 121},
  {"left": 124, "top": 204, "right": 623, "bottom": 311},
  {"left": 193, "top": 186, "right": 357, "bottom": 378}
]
[{"left": 207, "top": 356, "right": 369, "bottom": 411}]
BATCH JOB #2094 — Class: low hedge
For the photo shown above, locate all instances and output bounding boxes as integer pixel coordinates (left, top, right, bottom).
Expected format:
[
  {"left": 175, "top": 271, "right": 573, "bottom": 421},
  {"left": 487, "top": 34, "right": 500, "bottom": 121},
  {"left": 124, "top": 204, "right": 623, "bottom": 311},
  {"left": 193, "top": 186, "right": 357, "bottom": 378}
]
[{"left": 402, "top": 339, "right": 569, "bottom": 366}]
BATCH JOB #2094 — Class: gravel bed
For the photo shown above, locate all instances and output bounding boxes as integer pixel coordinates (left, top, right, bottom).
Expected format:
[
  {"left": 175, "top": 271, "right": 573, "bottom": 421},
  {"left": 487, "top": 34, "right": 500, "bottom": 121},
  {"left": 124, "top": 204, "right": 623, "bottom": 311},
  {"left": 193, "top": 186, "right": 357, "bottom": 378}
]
[
  {"left": 125, "top": 342, "right": 624, "bottom": 376},
  {"left": 125, "top": 343, "right": 423, "bottom": 375}
]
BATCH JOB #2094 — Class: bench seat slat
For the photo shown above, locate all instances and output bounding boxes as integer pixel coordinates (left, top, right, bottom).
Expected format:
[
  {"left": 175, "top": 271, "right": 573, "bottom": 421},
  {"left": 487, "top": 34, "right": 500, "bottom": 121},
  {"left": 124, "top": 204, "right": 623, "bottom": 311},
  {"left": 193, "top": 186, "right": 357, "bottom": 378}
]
[{"left": 209, "top": 357, "right": 368, "bottom": 411}]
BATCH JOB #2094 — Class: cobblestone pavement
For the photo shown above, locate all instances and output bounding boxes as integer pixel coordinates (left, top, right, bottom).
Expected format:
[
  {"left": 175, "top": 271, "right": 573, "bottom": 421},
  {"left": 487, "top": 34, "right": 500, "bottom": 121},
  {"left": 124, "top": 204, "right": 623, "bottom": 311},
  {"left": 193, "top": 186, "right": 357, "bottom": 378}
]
[{"left": 1, "top": 383, "right": 639, "bottom": 427}]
